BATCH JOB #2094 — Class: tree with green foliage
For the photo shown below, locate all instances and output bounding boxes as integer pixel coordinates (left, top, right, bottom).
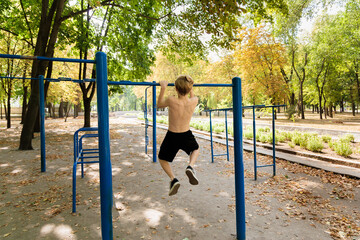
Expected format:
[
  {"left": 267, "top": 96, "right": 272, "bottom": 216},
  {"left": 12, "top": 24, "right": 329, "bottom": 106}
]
[
  {"left": 0, "top": 0, "right": 288, "bottom": 150},
  {"left": 233, "top": 23, "right": 288, "bottom": 108}
]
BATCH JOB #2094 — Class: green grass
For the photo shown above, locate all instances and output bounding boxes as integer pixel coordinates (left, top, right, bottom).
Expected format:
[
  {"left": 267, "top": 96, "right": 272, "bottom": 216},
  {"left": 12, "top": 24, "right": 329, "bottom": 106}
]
[{"left": 151, "top": 116, "right": 355, "bottom": 157}]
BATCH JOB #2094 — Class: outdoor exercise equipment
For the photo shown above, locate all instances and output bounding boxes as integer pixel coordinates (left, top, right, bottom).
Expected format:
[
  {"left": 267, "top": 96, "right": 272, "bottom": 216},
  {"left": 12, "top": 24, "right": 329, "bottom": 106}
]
[
  {"left": 205, "top": 108, "right": 232, "bottom": 163},
  {"left": 205, "top": 105, "right": 286, "bottom": 180},
  {"left": 243, "top": 104, "right": 286, "bottom": 180},
  {"left": 72, "top": 127, "right": 99, "bottom": 213},
  {"left": 0, "top": 74, "right": 95, "bottom": 173},
  {"left": 0, "top": 53, "right": 246, "bottom": 240},
  {"left": 143, "top": 86, "right": 151, "bottom": 155},
  {"left": 107, "top": 78, "right": 245, "bottom": 240}
]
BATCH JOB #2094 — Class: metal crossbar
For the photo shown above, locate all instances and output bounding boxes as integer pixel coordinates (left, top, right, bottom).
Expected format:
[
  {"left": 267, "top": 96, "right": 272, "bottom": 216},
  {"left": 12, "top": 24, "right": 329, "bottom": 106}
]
[
  {"left": 0, "top": 53, "right": 95, "bottom": 63},
  {"left": 108, "top": 80, "right": 232, "bottom": 87}
]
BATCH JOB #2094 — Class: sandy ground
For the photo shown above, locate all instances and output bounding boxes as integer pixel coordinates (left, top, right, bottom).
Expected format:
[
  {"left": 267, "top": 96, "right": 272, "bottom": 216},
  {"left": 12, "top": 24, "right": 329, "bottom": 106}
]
[{"left": 0, "top": 116, "right": 360, "bottom": 240}]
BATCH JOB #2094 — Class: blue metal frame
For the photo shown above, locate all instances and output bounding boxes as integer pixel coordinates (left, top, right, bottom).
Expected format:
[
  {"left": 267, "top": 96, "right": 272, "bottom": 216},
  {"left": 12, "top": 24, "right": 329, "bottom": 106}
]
[
  {"left": 0, "top": 53, "right": 248, "bottom": 240},
  {"left": 243, "top": 104, "right": 286, "bottom": 180},
  {"left": 95, "top": 52, "right": 113, "bottom": 240},
  {"left": 0, "top": 53, "right": 95, "bottom": 63},
  {"left": 232, "top": 77, "right": 246, "bottom": 240},
  {"left": 39, "top": 75, "right": 46, "bottom": 172},
  {"left": 0, "top": 75, "right": 95, "bottom": 83},
  {"left": 144, "top": 86, "right": 151, "bottom": 154},
  {"left": 108, "top": 80, "right": 232, "bottom": 87},
  {"left": 205, "top": 108, "right": 231, "bottom": 163},
  {"left": 152, "top": 81, "right": 157, "bottom": 163},
  {"left": 72, "top": 127, "right": 99, "bottom": 213}
]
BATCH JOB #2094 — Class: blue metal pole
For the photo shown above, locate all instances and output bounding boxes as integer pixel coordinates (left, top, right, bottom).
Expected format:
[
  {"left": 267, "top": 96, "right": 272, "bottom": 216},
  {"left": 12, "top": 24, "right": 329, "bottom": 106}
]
[
  {"left": 253, "top": 106, "right": 257, "bottom": 180},
  {"left": 232, "top": 77, "right": 246, "bottom": 240},
  {"left": 95, "top": 52, "right": 113, "bottom": 240},
  {"left": 225, "top": 110, "right": 229, "bottom": 162},
  {"left": 107, "top": 81, "right": 232, "bottom": 87},
  {"left": 272, "top": 107, "right": 276, "bottom": 177},
  {"left": 145, "top": 88, "right": 148, "bottom": 154},
  {"left": 152, "top": 81, "right": 157, "bottom": 163},
  {"left": 0, "top": 53, "right": 95, "bottom": 63},
  {"left": 209, "top": 111, "right": 214, "bottom": 163},
  {"left": 39, "top": 75, "right": 46, "bottom": 172}
]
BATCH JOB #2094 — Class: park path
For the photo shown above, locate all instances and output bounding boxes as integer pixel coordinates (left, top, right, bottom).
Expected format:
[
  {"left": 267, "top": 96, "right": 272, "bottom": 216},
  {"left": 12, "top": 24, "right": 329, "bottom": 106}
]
[{"left": 0, "top": 115, "right": 359, "bottom": 239}]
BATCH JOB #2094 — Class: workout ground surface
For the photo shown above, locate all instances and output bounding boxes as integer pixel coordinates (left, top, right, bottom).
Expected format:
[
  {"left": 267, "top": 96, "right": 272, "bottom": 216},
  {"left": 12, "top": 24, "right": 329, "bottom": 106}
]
[{"left": 0, "top": 115, "right": 359, "bottom": 239}]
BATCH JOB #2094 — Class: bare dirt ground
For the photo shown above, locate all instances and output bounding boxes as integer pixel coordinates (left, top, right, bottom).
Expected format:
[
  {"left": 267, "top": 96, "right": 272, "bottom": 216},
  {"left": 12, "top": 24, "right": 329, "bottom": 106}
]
[{"left": 0, "top": 115, "right": 359, "bottom": 240}]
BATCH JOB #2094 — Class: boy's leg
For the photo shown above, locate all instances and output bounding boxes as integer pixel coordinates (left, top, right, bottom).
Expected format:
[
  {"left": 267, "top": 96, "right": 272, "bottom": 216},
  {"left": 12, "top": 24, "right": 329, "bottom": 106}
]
[
  {"left": 186, "top": 149, "right": 199, "bottom": 185},
  {"left": 159, "top": 159, "right": 175, "bottom": 180},
  {"left": 189, "top": 149, "right": 199, "bottom": 167},
  {"left": 159, "top": 159, "right": 180, "bottom": 196}
]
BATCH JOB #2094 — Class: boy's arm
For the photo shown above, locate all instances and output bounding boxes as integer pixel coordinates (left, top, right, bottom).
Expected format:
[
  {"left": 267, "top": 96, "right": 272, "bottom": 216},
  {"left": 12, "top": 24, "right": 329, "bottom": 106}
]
[
  {"left": 157, "top": 81, "right": 169, "bottom": 108},
  {"left": 189, "top": 89, "right": 198, "bottom": 103}
]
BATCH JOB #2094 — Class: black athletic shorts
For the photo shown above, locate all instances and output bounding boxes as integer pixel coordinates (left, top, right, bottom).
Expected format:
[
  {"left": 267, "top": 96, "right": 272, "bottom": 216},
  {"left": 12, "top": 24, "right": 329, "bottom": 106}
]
[{"left": 158, "top": 130, "right": 199, "bottom": 162}]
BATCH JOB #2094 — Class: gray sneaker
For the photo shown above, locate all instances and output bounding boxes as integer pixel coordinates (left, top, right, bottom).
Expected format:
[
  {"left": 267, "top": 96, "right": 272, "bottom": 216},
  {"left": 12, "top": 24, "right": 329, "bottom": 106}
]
[
  {"left": 186, "top": 166, "right": 199, "bottom": 185},
  {"left": 169, "top": 178, "right": 180, "bottom": 196}
]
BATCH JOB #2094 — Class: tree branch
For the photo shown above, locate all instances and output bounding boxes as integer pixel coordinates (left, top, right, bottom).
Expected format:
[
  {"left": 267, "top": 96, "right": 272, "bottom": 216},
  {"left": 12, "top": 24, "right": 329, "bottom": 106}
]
[
  {"left": 20, "top": 0, "right": 35, "bottom": 48},
  {"left": 0, "top": 28, "right": 34, "bottom": 48},
  {"left": 60, "top": 0, "right": 172, "bottom": 22},
  {"left": 60, "top": 0, "right": 112, "bottom": 22}
]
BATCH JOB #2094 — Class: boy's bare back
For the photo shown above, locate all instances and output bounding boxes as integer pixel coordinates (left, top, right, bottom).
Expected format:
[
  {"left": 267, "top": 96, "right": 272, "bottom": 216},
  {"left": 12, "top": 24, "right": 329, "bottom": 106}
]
[{"left": 157, "top": 77, "right": 198, "bottom": 133}]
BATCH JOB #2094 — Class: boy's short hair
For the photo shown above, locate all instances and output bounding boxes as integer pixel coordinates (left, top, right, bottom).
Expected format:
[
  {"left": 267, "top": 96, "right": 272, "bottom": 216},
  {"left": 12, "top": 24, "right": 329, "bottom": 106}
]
[{"left": 175, "top": 75, "right": 194, "bottom": 96}]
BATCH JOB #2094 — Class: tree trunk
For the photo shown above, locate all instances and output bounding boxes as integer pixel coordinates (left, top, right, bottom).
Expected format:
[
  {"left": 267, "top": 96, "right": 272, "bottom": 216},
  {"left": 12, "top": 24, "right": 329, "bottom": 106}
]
[
  {"left": 329, "top": 103, "right": 333, "bottom": 118},
  {"left": 6, "top": 90, "right": 11, "bottom": 128},
  {"left": 58, "top": 101, "right": 64, "bottom": 118},
  {"left": 83, "top": 98, "right": 91, "bottom": 127},
  {"left": 340, "top": 100, "right": 344, "bottom": 112},
  {"left": 299, "top": 81, "right": 305, "bottom": 119},
  {"left": 19, "top": 0, "right": 66, "bottom": 150},
  {"left": 52, "top": 102, "right": 56, "bottom": 118},
  {"left": 319, "top": 95, "right": 322, "bottom": 120},
  {"left": 351, "top": 101, "right": 356, "bottom": 116},
  {"left": 21, "top": 79, "right": 28, "bottom": 124}
]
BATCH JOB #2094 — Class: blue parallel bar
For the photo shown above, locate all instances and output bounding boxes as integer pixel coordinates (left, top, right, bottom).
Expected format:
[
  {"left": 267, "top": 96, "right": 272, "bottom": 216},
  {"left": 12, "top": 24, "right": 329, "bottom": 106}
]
[
  {"left": 204, "top": 107, "right": 233, "bottom": 112},
  {"left": 0, "top": 76, "right": 39, "bottom": 80},
  {"left": 78, "top": 132, "right": 98, "bottom": 178},
  {"left": 214, "top": 154, "right": 228, "bottom": 157},
  {"left": 207, "top": 108, "right": 230, "bottom": 162},
  {"left": 257, "top": 164, "right": 274, "bottom": 168},
  {"left": 77, "top": 161, "right": 100, "bottom": 164},
  {"left": 39, "top": 75, "right": 46, "bottom": 172},
  {"left": 0, "top": 76, "right": 95, "bottom": 82},
  {"left": 272, "top": 107, "right": 276, "bottom": 176},
  {"left": 225, "top": 110, "right": 229, "bottom": 161},
  {"left": 152, "top": 82, "right": 157, "bottom": 163},
  {"left": 144, "top": 86, "right": 151, "bottom": 154},
  {"left": 79, "top": 156, "right": 99, "bottom": 159},
  {"left": 252, "top": 106, "right": 257, "bottom": 180},
  {"left": 95, "top": 52, "right": 113, "bottom": 240},
  {"left": 108, "top": 80, "right": 232, "bottom": 87},
  {"left": 0, "top": 53, "right": 95, "bottom": 63},
  {"left": 81, "top": 151, "right": 99, "bottom": 154},
  {"left": 73, "top": 127, "right": 98, "bottom": 165},
  {"left": 243, "top": 104, "right": 265, "bottom": 109},
  {"left": 209, "top": 111, "right": 214, "bottom": 163},
  {"left": 232, "top": 77, "right": 246, "bottom": 240}
]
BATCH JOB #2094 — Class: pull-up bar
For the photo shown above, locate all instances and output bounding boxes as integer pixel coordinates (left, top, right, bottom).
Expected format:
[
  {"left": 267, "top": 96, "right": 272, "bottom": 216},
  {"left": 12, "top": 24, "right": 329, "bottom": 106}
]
[
  {"left": 0, "top": 53, "right": 95, "bottom": 63},
  {"left": 0, "top": 75, "right": 95, "bottom": 83},
  {"left": 108, "top": 80, "right": 232, "bottom": 87}
]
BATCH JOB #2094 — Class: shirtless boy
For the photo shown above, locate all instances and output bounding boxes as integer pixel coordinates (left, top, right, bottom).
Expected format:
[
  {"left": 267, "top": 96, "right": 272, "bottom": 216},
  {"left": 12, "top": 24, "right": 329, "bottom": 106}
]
[{"left": 157, "top": 75, "right": 200, "bottom": 196}]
